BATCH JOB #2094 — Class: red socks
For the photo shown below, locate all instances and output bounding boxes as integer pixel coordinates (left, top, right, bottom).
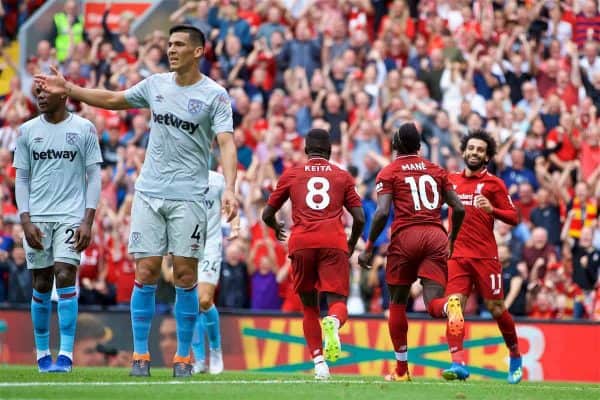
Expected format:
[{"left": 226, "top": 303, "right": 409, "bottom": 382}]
[
  {"left": 388, "top": 303, "right": 409, "bottom": 375},
  {"left": 427, "top": 297, "right": 446, "bottom": 318},
  {"left": 328, "top": 301, "right": 348, "bottom": 327},
  {"left": 302, "top": 305, "right": 323, "bottom": 358},
  {"left": 495, "top": 310, "right": 520, "bottom": 358}
]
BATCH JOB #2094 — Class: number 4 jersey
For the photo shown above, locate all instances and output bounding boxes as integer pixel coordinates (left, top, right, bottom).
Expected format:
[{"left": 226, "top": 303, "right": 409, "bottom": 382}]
[
  {"left": 375, "top": 155, "right": 451, "bottom": 239},
  {"left": 266, "top": 157, "right": 362, "bottom": 254}
]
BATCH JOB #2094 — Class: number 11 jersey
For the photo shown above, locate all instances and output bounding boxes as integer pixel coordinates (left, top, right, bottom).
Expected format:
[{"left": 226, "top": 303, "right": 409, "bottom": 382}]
[
  {"left": 375, "top": 154, "right": 451, "bottom": 239},
  {"left": 266, "top": 157, "right": 362, "bottom": 254}
]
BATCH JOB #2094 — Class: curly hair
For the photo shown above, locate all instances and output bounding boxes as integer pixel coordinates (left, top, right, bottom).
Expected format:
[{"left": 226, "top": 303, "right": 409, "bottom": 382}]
[{"left": 460, "top": 129, "right": 497, "bottom": 159}]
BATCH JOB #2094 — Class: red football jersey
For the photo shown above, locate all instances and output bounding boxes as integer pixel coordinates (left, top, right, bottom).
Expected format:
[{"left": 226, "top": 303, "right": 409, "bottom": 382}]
[
  {"left": 267, "top": 157, "right": 362, "bottom": 254},
  {"left": 449, "top": 168, "right": 519, "bottom": 259},
  {"left": 376, "top": 155, "right": 452, "bottom": 237}
]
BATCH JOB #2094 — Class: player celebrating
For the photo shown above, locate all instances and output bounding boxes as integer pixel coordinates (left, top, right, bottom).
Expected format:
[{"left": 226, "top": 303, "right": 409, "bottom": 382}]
[
  {"left": 191, "top": 170, "right": 239, "bottom": 375},
  {"left": 15, "top": 84, "right": 102, "bottom": 373},
  {"left": 358, "top": 122, "right": 465, "bottom": 382},
  {"left": 35, "top": 25, "right": 237, "bottom": 378},
  {"left": 442, "top": 130, "right": 522, "bottom": 384},
  {"left": 262, "top": 128, "right": 365, "bottom": 380}
]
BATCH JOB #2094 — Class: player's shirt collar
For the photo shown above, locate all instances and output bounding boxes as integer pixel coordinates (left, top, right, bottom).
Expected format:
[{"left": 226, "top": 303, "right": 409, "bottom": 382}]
[
  {"left": 395, "top": 154, "right": 419, "bottom": 160},
  {"left": 308, "top": 157, "right": 329, "bottom": 163},
  {"left": 462, "top": 168, "right": 487, "bottom": 179}
]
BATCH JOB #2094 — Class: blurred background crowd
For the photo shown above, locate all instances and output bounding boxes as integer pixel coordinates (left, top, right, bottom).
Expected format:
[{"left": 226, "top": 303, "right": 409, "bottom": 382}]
[{"left": 0, "top": 0, "right": 599, "bottom": 321}]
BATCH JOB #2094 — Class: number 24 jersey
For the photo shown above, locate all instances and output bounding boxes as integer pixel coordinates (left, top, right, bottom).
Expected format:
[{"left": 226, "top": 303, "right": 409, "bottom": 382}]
[
  {"left": 266, "top": 157, "right": 362, "bottom": 254},
  {"left": 376, "top": 155, "right": 452, "bottom": 238}
]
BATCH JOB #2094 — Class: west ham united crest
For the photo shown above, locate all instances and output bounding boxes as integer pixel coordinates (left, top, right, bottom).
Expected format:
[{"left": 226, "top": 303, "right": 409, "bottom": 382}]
[
  {"left": 188, "top": 98, "right": 207, "bottom": 114},
  {"left": 130, "top": 231, "right": 142, "bottom": 245},
  {"left": 65, "top": 132, "right": 79, "bottom": 145}
]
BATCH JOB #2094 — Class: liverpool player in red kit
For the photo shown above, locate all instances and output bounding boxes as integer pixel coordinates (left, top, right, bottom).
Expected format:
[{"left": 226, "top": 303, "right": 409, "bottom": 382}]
[
  {"left": 442, "top": 130, "right": 523, "bottom": 384},
  {"left": 262, "top": 129, "right": 365, "bottom": 380},
  {"left": 358, "top": 123, "right": 466, "bottom": 382}
]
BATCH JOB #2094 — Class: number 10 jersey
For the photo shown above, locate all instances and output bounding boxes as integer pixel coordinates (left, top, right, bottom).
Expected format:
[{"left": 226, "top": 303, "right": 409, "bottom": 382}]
[
  {"left": 375, "top": 154, "right": 452, "bottom": 239},
  {"left": 266, "top": 157, "right": 362, "bottom": 255}
]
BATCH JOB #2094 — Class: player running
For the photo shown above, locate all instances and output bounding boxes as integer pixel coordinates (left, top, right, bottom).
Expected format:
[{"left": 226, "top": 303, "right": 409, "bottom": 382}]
[
  {"left": 442, "top": 130, "right": 523, "bottom": 384},
  {"left": 358, "top": 122, "right": 465, "bottom": 382},
  {"left": 15, "top": 84, "right": 102, "bottom": 373},
  {"left": 35, "top": 25, "right": 237, "bottom": 378},
  {"left": 262, "top": 128, "right": 365, "bottom": 380},
  {"left": 191, "top": 170, "right": 239, "bottom": 375}
]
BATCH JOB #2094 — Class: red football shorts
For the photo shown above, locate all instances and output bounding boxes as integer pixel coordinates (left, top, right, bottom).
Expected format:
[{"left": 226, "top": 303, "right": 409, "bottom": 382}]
[
  {"left": 446, "top": 257, "right": 504, "bottom": 300},
  {"left": 386, "top": 225, "right": 448, "bottom": 287},
  {"left": 289, "top": 248, "right": 349, "bottom": 297}
]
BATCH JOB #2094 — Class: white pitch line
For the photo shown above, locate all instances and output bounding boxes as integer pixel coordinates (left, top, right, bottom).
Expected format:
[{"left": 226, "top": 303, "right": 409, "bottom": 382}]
[{"left": 0, "top": 380, "right": 599, "bottom": 391}]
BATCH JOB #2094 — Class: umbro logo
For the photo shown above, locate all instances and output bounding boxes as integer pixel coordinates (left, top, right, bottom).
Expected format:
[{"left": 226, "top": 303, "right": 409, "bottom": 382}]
[
  {"left": 33, "top": 137, "right": 44, "bottom": 143},
  {"left": 154, "top": 95, "right": 164, "bottom": 103}
]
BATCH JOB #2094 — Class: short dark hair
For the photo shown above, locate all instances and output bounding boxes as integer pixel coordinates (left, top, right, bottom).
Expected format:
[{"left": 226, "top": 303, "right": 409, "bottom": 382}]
[
  {"left": 169, "top": 24, "right": 205, "bottom": 48},
  {"left": 460, "top": 129, "right": 497, "bottom": 159},
  {"left": 393, "top": 122, "right": 421, "bottom": 154},
  {"left": 305, "top": 128, "right": 331, "bottom": 158}
]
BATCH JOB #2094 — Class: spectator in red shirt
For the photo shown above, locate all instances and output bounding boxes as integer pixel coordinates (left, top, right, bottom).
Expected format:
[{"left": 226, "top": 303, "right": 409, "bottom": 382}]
[
  {"left": 521, "top": 227, "right": 558, "bottom": 280},
  {"left": 514, "top": 182, "right": 537, "bottom": 227},
  {"left": 546, "top": 112, "right": 580, "bottom": 170}
]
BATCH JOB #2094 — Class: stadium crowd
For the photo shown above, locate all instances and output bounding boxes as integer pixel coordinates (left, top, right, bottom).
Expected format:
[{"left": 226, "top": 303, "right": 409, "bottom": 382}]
[{"left": 0, "top": 0, "right": 599, "bottom": 321}]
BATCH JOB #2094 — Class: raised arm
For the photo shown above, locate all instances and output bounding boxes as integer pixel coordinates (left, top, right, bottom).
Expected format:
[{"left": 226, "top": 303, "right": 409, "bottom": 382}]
[{"left": 35, "top": 66, "right": 131, "bottom": 110}]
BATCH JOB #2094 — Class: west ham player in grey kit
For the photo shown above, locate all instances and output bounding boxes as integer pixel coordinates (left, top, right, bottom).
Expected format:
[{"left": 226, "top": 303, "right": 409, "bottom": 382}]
[
  {"left": 15, "top": 84, "right": 102, "bottom": 373},
  {"left": 35, "top": 25, "right": 238, "bottom": 378}
]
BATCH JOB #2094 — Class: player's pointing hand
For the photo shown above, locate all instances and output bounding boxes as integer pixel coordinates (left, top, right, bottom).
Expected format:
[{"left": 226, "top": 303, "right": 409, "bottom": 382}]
[{"left": 34, "top": 65, "right": 68, "bottom": 95}]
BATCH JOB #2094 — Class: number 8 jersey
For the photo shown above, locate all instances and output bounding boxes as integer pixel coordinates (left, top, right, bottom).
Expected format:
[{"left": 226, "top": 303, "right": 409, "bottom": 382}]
[
  {"left": 266, "top": 157, "right": 362, "bottom": 254},
  {"left": 375, "top": 154, "right": 452, "bottom": 238}
]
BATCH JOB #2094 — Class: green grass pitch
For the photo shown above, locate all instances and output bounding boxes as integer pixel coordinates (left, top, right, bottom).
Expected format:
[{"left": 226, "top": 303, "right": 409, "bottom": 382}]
[{"left": 1, "top": 366, "right": 599, "bottom": 400}]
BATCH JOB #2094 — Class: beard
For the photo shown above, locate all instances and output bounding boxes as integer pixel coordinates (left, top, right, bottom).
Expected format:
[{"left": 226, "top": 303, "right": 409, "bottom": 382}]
[{"left": 464, "top": 156, "right": 486, "bottom": 171}]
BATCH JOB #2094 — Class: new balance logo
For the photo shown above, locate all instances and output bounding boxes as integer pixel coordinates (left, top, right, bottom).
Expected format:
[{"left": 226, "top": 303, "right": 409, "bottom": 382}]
[
  {"left": 32, "top": 150, "right": 77, "bottom": 161},
  {"left": 152, "top": 111, "right": 199, "bottom": 135}
]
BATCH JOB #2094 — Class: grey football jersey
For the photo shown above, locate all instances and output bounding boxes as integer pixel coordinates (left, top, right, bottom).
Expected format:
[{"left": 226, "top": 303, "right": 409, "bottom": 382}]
[
  {"left": 124, "top": 72, "right": 233, "bottom": 201},
  {"left": 14, "top": 113, "right": 103, "bottom": 223}
]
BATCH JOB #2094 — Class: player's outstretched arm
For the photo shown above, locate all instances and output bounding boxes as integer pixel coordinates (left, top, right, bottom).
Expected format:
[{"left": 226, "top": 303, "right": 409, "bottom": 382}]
[
  {"left": 444, "top": 189, "right": 465, "bottom": 257},
  {"left": 347, "top": 206, "right": 365, "bottom": 256},
  {"left": 216, "top": 131, "right": 238, "bottom": 222},
  {"left": 34, "top": 66, "right": 131, "bottom": 110},
  {"left": 261, "top": 205, "right": 287, "bottom": 241},
  {"left": 358, "top": 193, "right": 391, "bottom": 269}
]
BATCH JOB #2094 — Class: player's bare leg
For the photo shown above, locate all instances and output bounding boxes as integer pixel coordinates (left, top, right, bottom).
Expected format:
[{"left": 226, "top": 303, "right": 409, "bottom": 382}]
[
  {"left": 485, "top": 299, "right": 522, "bottom": 384},
  {"left": 322, "top": 292, "right": 347, "bottom": 363},
  {"left": 197, "top": 283, "right": 223, "bottom": 374},
  {"left": 300, "top": 291, "right": 329, "bottom": 380},
  {"left": 130, "top": 256, "right": 161, "bottom": 377},
  {"left": 385, "top": 285, "right": 412, "bottom": 382},
  {"left": 171, "top": 256, "right": 199, "bottom": 378}
]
